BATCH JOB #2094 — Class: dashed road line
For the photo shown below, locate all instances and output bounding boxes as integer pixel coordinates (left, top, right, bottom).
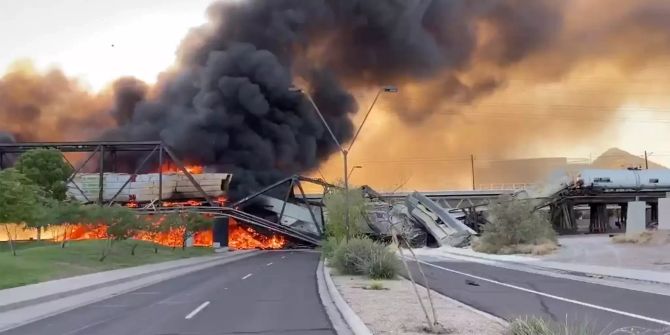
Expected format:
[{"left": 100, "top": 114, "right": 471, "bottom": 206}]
[{"left": 185, "top": 301, "right": 210, "bottom": 320}]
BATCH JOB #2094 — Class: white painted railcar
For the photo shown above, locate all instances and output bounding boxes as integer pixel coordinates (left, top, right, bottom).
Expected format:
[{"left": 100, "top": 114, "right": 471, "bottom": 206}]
[{"left": 575, "top": 169, "right": 670, "bottom": 189}]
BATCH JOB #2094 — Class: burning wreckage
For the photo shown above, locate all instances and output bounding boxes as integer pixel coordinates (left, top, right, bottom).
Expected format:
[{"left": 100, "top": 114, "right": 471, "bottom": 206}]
[
  {"left": 0, "top": 141, "right": 331, "bottom": 251},
  {"left": 1, "top": 141, "right": 478, "bottom": 250}
]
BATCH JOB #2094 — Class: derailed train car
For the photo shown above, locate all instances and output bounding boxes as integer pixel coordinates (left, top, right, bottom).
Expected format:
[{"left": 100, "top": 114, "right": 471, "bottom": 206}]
[{"left": 574, "top": 169, "right": 670, "bottom": 190}]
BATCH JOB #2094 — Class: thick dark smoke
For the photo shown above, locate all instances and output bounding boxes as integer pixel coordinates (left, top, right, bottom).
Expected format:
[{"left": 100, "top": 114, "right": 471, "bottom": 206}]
[
  {"left": 99, "top": 0, "right": 562, "bottom": 197},
  {"left": 102, "top": 43, "right": 356, "bottom": 196}
]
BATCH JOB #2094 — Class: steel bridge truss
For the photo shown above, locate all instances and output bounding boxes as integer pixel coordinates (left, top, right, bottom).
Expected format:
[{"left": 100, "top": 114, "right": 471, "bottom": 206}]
[{"left": 0, "top": 141, "right": 328, "bottom": 247}]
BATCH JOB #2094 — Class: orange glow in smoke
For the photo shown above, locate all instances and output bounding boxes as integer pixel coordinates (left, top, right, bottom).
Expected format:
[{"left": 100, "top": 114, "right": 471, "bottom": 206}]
[
  {"left": 228, "top": 219, "right": 286, "bottom": 250},
  {"left": 160, "top": 163, "right": 204, "bottom": 174}
]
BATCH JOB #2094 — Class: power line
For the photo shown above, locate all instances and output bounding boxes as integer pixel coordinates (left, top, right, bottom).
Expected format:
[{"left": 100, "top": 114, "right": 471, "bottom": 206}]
[{"left": 431, "top": 110, "right": 670, "bottom": 124}]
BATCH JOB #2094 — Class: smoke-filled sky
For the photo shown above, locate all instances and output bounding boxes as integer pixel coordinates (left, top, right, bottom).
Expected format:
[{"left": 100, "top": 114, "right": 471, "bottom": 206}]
[{"left": 3, "top": 0, "right": 670, "bottom": 193}]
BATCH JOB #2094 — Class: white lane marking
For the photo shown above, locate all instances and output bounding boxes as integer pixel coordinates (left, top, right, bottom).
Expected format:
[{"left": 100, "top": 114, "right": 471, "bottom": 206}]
[
  {"left": 242, "top": 273, "right": 253, "bottom": 280},
  {"left": 281, "top": 256, "right": 286, "bottom": 259},
  {"left": 185, "top": 301, "right": 210, "bottom": 320},
  {"left": 266, "top": 262, "right": 273, "bottom": 266},
  {"left": 416, "top": 260, "right": 670, "bottom": 327}
]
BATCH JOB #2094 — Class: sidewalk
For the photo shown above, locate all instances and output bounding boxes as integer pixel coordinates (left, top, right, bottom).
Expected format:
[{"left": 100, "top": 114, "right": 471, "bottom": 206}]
[
  {"left": 0, "top": 250, "right": 258, "bottom": 331},
  {"left": 414, "top": 244, "right": 670, "bottom": 286}
]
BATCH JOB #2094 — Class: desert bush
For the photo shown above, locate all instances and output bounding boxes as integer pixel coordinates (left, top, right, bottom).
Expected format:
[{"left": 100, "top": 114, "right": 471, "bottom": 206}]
[
  {"left": 331, "top": 237, "right": 375, "bottom": 275},
  {"left": 358, "top": 243, "right": 401, "bottom": 279},
  {"left": 331, "top": 237, "right": 400, "bottom": 279},
  {"left": 508, "top": 317, "right": 597, "bottom": 335},
  {"left": 475, "top": 196, "right": 557, "bottom": 255}
]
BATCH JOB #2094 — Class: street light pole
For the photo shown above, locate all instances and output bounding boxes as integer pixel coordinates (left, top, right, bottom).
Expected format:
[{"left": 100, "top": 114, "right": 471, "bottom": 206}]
[{"left": 291, "top": 85, "right": 397, "bottom": 242}]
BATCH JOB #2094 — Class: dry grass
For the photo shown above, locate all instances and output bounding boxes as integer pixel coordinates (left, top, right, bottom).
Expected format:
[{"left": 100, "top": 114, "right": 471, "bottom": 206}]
[
  {"left": 508, "top": 317, "right": 599, "bottom": 335},
  {"left": 473, "top": 238, "right": 558, "bottom": 255},
  {"left": 365, "top": 281, "right": 386, "bottom": 290},
  {"left": 611, "top": 230, "right": 670, "bottom": 245}
]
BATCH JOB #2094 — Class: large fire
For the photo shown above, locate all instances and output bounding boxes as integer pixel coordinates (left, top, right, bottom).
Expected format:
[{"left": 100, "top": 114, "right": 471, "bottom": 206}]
[
  {"left": 60, "top": 219, "right": 213, "bottom": 248},
  {"left": 228, "top": 219, "right": 286, "bottom": 250}
]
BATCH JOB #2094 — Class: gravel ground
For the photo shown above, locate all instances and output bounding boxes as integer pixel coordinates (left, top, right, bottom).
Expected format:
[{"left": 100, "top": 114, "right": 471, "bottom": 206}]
[{"left": 331, "top": 272, "right": 506, "bottom": 335}]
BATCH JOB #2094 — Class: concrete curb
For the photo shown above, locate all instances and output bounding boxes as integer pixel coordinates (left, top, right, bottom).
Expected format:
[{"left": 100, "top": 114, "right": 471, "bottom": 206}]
[
  {"left": 0, "top": 250, "right": 257, "bottom": 313},
  {"left": 319, "top": 260, "right": 373, "bottom": 335},
  {"left": 0, "top": 251, "right": 261, "bottom": 332},
  {"left": 317, "top": 260, "right": 353, "bottom": 335}
]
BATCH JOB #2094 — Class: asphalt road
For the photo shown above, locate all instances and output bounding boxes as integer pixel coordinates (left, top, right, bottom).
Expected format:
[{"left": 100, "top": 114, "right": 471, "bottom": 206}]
[
  {"left": 2, "top": 251, "right": 334, "bottom": 335},
  {"left": 409, "top": 256, "right": 670, "bottom": 333}
]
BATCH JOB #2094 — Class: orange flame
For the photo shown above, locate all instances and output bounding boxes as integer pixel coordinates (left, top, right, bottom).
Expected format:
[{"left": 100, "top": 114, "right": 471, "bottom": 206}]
[
  {"left": 228, "top": 219, "right": 286, "bottom": 250},
  {"left": 63, "top": 217, "right": 213, "bottom": 248},
  {"left": 162, "top": 200, "right": 203, "bottom": 207},
  {"left": 214, "top": 196, "right": 228, "bottom": 206},
  {"left": 160, "top": 163, "right": 204, "bottom": 174}
]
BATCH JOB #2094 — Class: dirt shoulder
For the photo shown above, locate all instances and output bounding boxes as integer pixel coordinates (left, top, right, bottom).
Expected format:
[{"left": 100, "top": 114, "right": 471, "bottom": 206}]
[{"left": 331, "top": 271, "right": 506, "bottom": 335}]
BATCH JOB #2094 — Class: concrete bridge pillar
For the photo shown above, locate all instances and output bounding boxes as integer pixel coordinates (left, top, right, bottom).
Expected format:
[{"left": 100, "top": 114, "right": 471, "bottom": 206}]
[
  {"left": 658, "top": 195, "right": 670, "bottom": 230},
  {"left": 213, "top": 217, "right": 229, "bottom": 248},
  {"left": 626, "top": 201, "right": 647, "bottom": 234}
]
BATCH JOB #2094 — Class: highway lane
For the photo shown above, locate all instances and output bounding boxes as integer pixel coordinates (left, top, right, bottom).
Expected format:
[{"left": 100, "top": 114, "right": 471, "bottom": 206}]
[
  {"left": 408, "top": 256, "right": 670, "bottom": 333},
  {"left": 2, "top": 251, "right": 334, "bottom": 335}
]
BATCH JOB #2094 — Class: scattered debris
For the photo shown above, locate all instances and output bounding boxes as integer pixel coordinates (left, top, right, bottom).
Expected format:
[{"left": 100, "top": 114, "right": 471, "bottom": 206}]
[{"left": 465, "top": 280, "right": 480, "bottom": 287}]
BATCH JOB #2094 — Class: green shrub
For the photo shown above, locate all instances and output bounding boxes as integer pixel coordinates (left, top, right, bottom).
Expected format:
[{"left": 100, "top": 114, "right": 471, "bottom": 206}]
[
  {"left": 508, "top": 317, "right": 597, "bottom": 335},
  {"left": 357, "top": 242, "right": 400, "bottom": 279},
  {"left": 331, "top": 237, "right": 375, "bottom": 275},
  {"left": 331, "top": 237, "right": 400, "bottom": 279},
  {"left": 322, "top": 236, "right": 339, "bottom": 258},
  {"left": 475, "top": 196, "right": 557, "bottom": 255}
]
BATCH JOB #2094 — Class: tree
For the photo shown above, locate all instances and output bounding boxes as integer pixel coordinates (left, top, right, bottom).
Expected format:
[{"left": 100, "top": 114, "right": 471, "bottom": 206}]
[
  {"left": 323, "top": 186, "right": 368, "bottom": 242},
  {"left": 14, "top": 149, "right": 72, "bottom": 201},
  {"left": 30, "top": 201, "right": 100, "bottom": 248},
  {"left": 165, "top": 212, "right": 213, "bottom": 250},
  {"left": 143, "top": 215, "right": 173, "bottom": 253},
  {"left": 0, "top": 169, "right": 44, "bottom": 256},
  {"left": 97, "top": 206, "right": 141, "bottom": 261}
]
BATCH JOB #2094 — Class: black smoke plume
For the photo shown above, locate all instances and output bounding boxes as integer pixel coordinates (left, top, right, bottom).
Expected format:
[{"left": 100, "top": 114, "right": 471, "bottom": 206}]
[{"left": 99, "top": 0, "right": 562, "bottom": 197}]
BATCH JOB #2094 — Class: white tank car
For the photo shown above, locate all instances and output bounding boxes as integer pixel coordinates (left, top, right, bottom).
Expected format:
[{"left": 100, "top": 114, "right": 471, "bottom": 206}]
[{"left": 575, "top": 169, "right": 670, "bottom": 189}]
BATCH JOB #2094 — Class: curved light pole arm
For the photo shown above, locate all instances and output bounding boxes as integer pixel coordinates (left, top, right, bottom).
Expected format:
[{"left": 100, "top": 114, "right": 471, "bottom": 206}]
[
  {"left": 304, "top": 94, "right": 344, "bottom": 153},
  {"left": 348, "top": 88, "right": 382, "bottom": 153}
]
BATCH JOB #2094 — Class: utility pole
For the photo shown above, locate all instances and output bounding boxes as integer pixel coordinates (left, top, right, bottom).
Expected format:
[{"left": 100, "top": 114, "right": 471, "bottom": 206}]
[
  {"left": 470, "top": 154, "right": 476, "bottom": 190},
  {"left": 645, "top": 150, "right": 649, "bottom": 169}
]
